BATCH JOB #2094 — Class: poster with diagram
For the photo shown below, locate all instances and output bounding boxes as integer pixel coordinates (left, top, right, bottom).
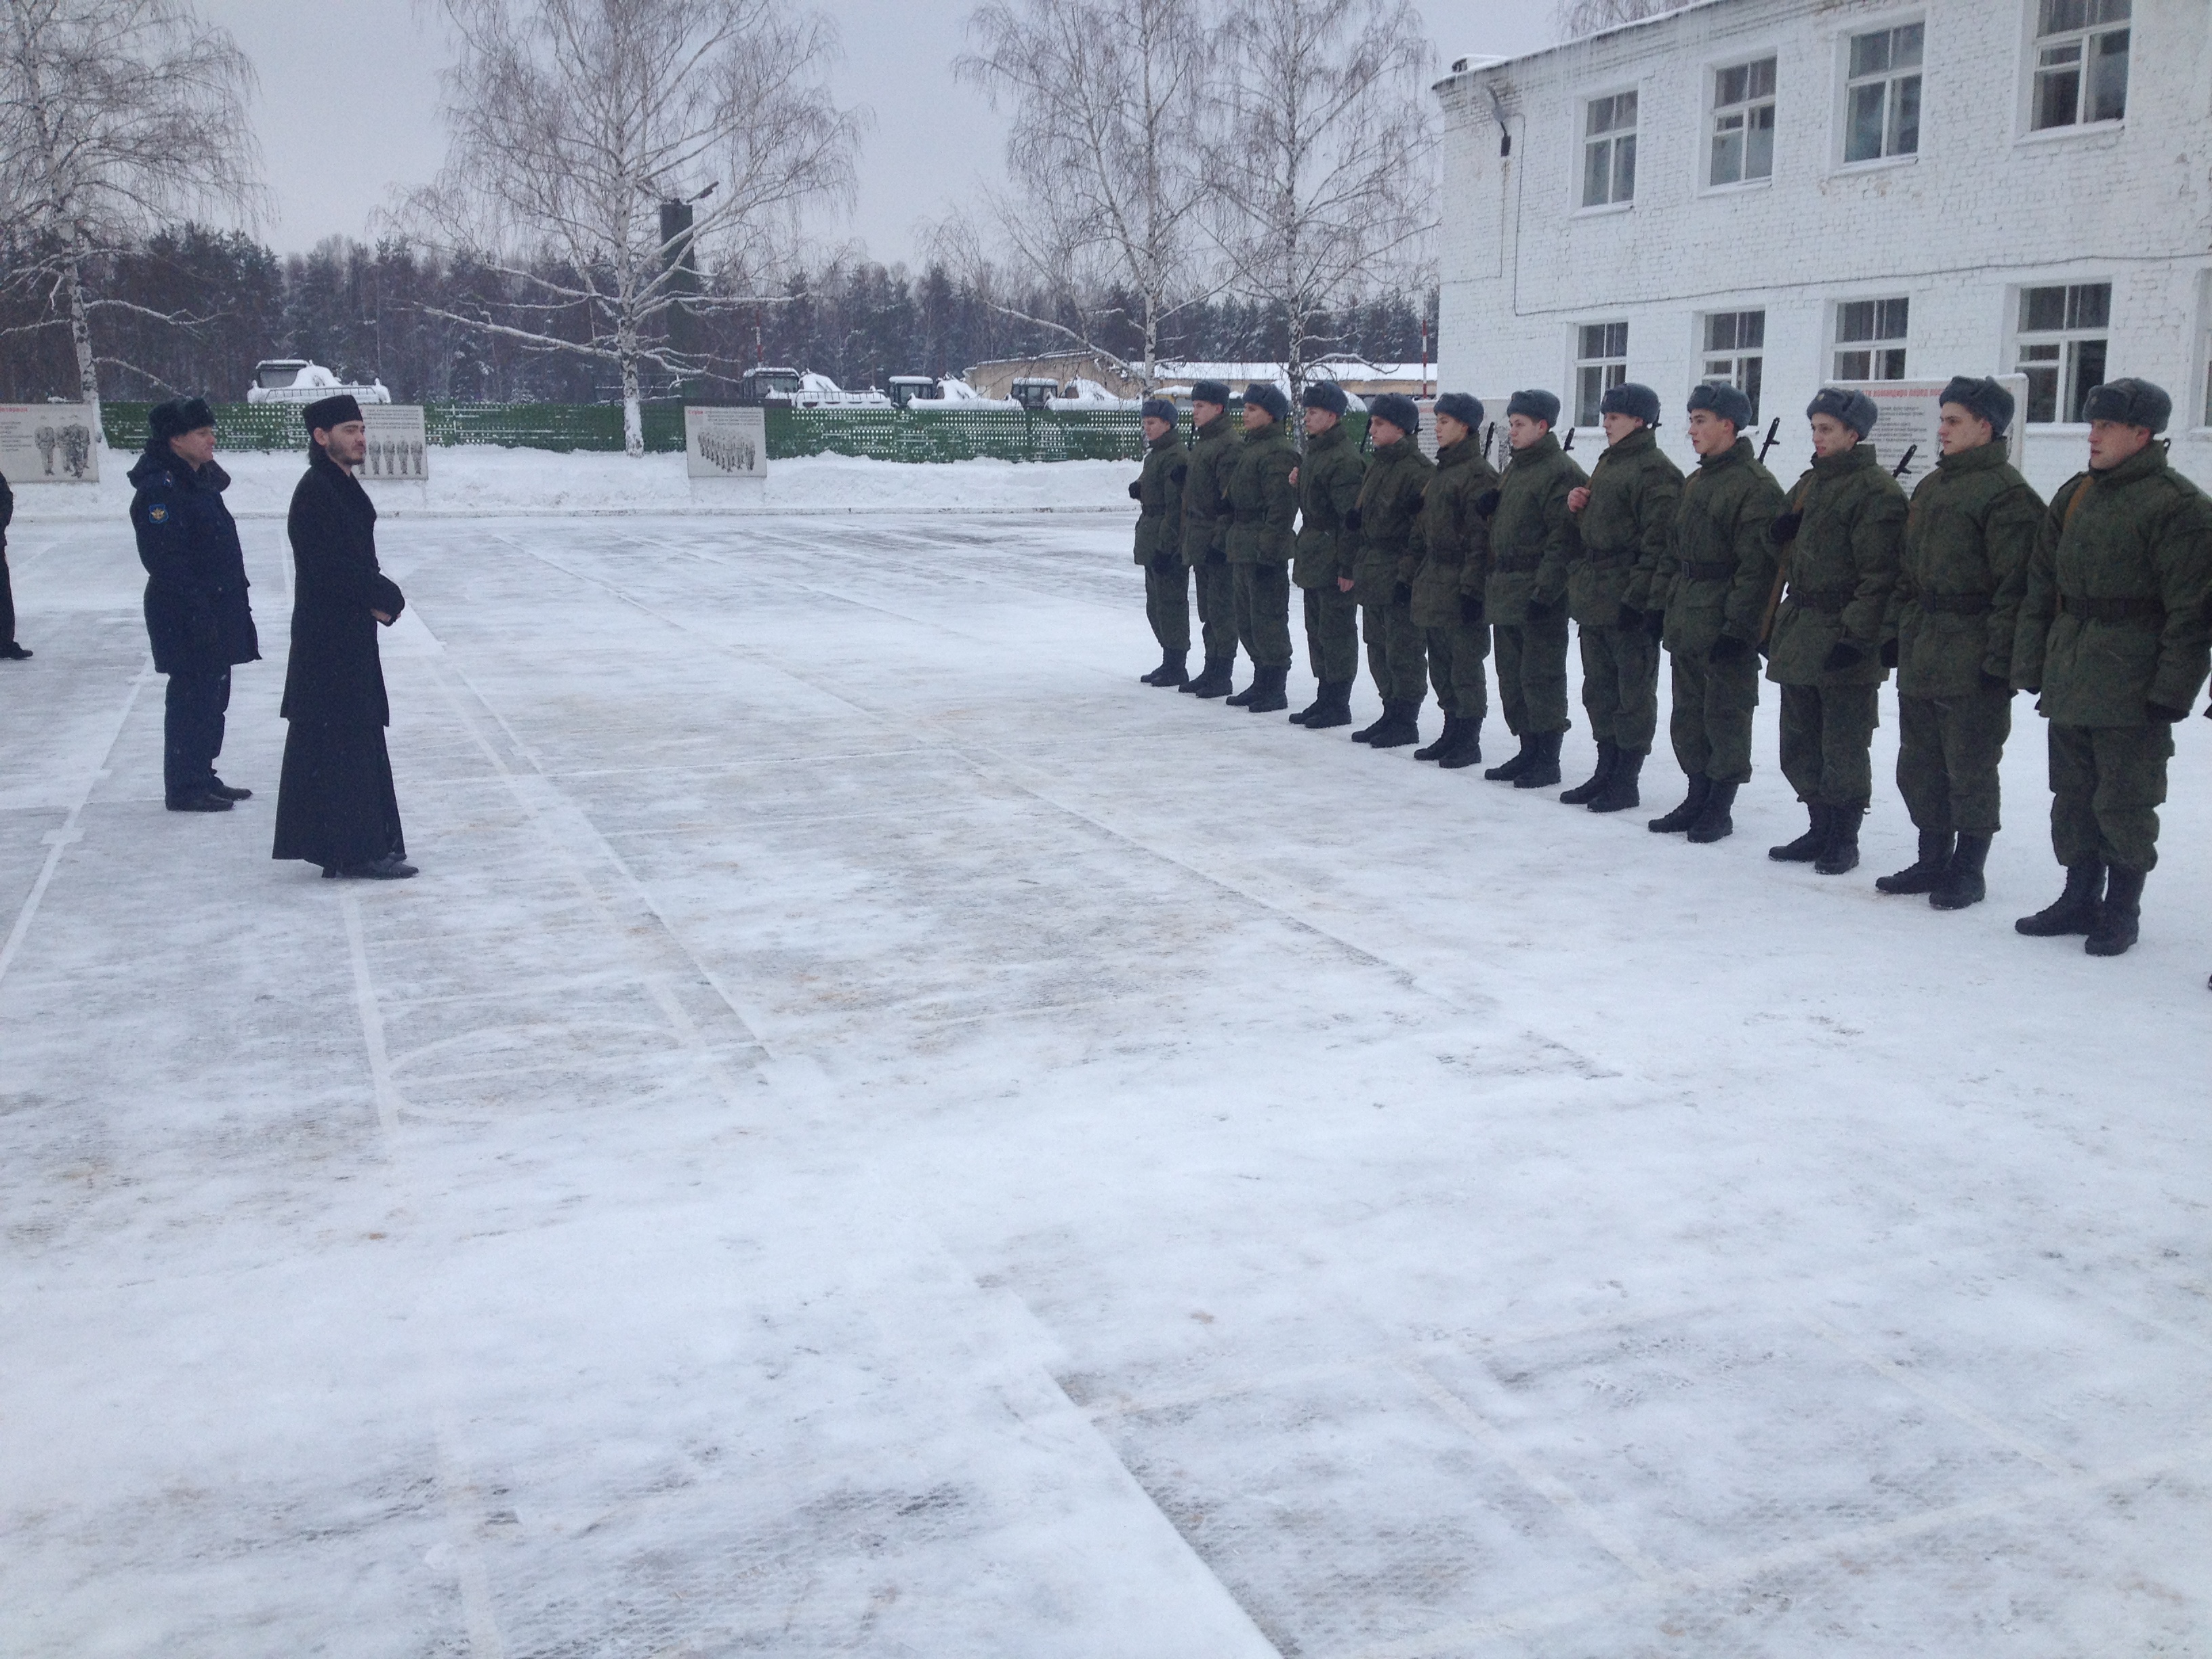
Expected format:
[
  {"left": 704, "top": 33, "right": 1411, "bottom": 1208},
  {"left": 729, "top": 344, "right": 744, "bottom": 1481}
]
[
  {"left": 685, "top": 405, "right": 769, "bottom": 480},
  {"left": 358, "top": 405, "right": 430, "bottom": 483},
  {"left": 0, "top": 404, "right": 100, "bottom": 484}
]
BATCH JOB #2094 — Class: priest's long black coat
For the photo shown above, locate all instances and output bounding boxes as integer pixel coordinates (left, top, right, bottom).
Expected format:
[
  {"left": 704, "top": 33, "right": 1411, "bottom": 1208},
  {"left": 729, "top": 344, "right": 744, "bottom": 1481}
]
[{"left": 271, "top": 449, "right": 409, "bottom": 869}]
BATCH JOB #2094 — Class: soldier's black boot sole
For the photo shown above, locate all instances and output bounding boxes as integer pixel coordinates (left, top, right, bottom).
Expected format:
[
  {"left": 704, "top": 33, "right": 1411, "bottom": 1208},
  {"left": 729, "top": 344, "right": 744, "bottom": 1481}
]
[
  {"left": 1413, "top": 716, "right": 1460, "bottom": 762},
  {"left": 1513, "top": 731, "right": 1564, "bottom": 788},
  {"left": 2085, "top": 865, "right": 2145, "bottom": 956},
  {"left": 1929, "top": 833, "right": 1990, "bottom": 910},
  {"left": 1559, "top": 741, "right": 1617, "bottom": 804},
  {"left": 1877, "top": 829, "right": 1955, "bottom": 893},
  {"left": 1815, "top": 806, "right": 1864, "bottom": 876},
  {"left": 1769, "top": 804, "right": 1829, "bottom": 862},
  {"left": 1437, "top": 720, "right": 1486, "bottom": 770},
  {"left": 1648, "top": 774, "right": 1711, "bottom": 834},
  {"left": 1686, "top": 780, "right": 1739, "bottom": 844},
  {"left": 1483, "top": 735, "right": 1534, "bottom": 781},
  {"left": 1588, "top": 749, "right": 1643, "bottom": 811},
  {"left": 2015, "top": 861, "right": 2106, "bottom": 936},
  {"left": 1244, "top": 665, "right": 1289, "bottom": 713}
]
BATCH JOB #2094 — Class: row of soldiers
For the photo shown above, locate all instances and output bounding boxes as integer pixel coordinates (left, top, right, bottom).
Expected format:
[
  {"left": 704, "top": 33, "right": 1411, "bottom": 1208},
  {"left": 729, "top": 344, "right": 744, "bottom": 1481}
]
[{"left": 1128, "top": 373, "right": 2212, "bottom": 960}]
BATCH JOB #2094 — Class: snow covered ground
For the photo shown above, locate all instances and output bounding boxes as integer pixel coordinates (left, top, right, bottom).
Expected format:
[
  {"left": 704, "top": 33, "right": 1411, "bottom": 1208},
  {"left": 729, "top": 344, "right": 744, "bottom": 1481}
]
[
  {"left": 6, "top": 445, "right": 1139, "bottom": 520},
  {"left": 2, "top": 504, "right": 2209, "bottom": 1657}
]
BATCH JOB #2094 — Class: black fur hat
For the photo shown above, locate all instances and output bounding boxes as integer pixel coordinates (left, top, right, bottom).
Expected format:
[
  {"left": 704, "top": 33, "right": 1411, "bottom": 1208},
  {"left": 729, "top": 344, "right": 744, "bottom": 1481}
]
[
  {"left": 1599, "top": 382, "right": 1660, "bottom": 426},
  {"left": 148, "top": 397, "right": 216, "bottom": 443},
  {"left": 1435, "top": 391, "right": 1483, "bottom": 428},
  {"left": 1244, "top": 382, "right": 1289, "bottom": 422},
  {"left": 1687, "top": 380, "right": 1753, "bottom": 431},
  {"left": 1368, "top": 392, "right": 1420, "bottom": 434},
  {"left": 2082, "top": 377, "right": 2171, "bottom": 434},
  {"left": 1302, "top": 380, "right": 1349, "bottom": 415},
  {"left": 1806, "top": 386, "right": 1880, "bottom": 439},
  {"left": 1937, "top": 375, "right": 2015, "bottom": 437},
  {"left": 1190, "top": 379, "right": 1231, "bottom": 407}
]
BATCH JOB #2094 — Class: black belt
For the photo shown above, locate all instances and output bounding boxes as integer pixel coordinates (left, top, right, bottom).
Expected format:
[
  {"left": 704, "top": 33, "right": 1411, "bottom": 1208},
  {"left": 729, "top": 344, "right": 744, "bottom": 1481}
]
[
  {"left": 1786, "top": 588, "right": 1853, "bottom": 613},
  {"left": 1917, "top": 592, "right": 1990, "bottom": 615},
  {"left": 1680, "top": 560, "right": 1735, "bottom": 581},
  {"left": 1494, "top": 552, "right": 1543, "bottom": 573},
  {"left": 2061, "top": 594, "right": 2164, "bottom": 624}
]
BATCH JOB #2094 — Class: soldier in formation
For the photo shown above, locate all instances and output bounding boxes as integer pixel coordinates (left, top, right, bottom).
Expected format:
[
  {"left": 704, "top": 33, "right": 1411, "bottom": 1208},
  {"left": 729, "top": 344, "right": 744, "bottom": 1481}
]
[
  {"left": 1762, "top": 388, "right": 1904, "bottom": 876},
  {"left": 1408, "top": 392, "right": 1496, "bottom": 770},
  {"left": 1130, "top": 395, "right": 1189, "bottom": 688},
  {"left": 0, "top": 459, "right": 26, "bottom": 661},
  {"left": 1177, "top": 380, "right": 1240, "bottom": 699},
  {"left": 1479, "top": 390, "right": 1584, "bottom": 790},
  {"left": 1288, "top": 382, "right": 1364, "bottom": 729},
  {"left": 1223, "top": 382, "right": 1298, "bottom": 714},
  {"left": 1348, "top": 392, "right": 1433, "bottom": 750},
  {"left": 1562, "top": 382, "right": 1679, "bottom": 812}
]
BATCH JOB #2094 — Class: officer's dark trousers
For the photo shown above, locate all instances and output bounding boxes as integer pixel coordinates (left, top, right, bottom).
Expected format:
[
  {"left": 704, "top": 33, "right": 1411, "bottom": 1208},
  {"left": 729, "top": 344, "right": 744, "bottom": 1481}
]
[
  {"left": 1302, "top": 584, "right": 1359, "bottom": 684},
  {"left": 1426, "top": 619, "right": 1490, "bottom": 723},
  {"left": 1361, "top": 600, "right": 1427, "bottom": 705},
  {"left": 1668, "top": 649, "right": 1760, "bottom": 785},
  {"left": 1494, "top": 609, "right": 1571, "bottom": 735},
  {"left": 1193, "top": 556, "right": 1237, "bottom": 661},
  {"left": 0, "top": 546, "right": 16, "bottom": 644},
  {"left": 1145, "top": 559, "right": 1191, "bottom": 653},
  {"left": 1897, "top": 688, "right": 2011, "bottom": 835},
  {"left": 1779, "top": 682, "right": 1880, "bottom": 807},
  {"left": 2047, "top": 721, "right": 2171, "bottom": 872},
  {"left": 164, "top": 667, "right": 231, "bottom": 800},
  {"left": 1578, "top": 623, "right": 1658, "bottom": 754},
  {"left": 1232, "top": 562, "right": 1292, "bottom": 669}
]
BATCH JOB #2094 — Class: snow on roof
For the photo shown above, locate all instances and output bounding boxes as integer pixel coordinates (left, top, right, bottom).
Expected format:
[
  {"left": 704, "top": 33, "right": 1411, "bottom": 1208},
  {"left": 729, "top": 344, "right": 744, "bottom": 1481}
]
[{"left": 1433, "top": 0, "right": 1733, "bottom": 82}]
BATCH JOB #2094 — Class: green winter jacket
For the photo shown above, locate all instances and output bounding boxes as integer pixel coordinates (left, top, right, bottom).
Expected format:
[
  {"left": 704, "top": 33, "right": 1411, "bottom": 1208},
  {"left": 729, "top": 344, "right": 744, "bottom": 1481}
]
[
  {"left": 1292, "top": 421, "right": 1366, "bottom": 590},
  {"left": 1765, "top": 443, "right": 1904, "bottom": 688},
  {"left": 1652, "top": 436, "right": 1784, "bottom": 656},
  {"left": 1351, "top": 435, "right": 1433, "bottom": 607},
  {"left": 2013, "top": 441, "right": 2212, "bottom": 727},
  {"left": 1132, "top": 429, "right": 1188, "bottom": 565},
  {"left": 1410, "top": 437, "right": 1497, "bottom": 630},
  {"left": 1225, "top": 419, "right": 1299, "bottom": 564},
  {"left": 1483, "top": 432, "right": 1584, "bottom": 626},
  {"left": 1568, "top": 424, "right": 1682, "bottom": 622},
  {"left": 1887, "top": 438, "right": 2043, "bottom": 701},
  {"left": 1179, "top": 412, "right": 1237, "bottom": 568}
]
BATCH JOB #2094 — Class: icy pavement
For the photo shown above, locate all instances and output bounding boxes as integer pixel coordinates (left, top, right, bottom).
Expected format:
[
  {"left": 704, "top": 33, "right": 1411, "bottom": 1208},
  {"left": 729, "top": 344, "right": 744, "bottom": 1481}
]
[{"left": 2, "top": 511, "right": 2209, "bottom": 1658}]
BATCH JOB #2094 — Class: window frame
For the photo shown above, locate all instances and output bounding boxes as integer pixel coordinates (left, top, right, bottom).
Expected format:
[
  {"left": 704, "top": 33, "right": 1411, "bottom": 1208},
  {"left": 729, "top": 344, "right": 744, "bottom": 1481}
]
[
  {"left": 2021, "top": 0, "right": 2130, "bottom": 138},
  {"left": 1577, "top": 85, "right": 1641, "bottom": 212},
  {"left": 1696, "top": 309, "right": 1767, "bottom": 424},
  {"left": 1830, "top": 294, "right": 1912, "bottom": 382},
  {"left": 2009, "top": 278, "right": 2114, "bottom": 426},
  {"left": 1573, "top": 320, "right": 1631, "bottom": 427},
  {"left": 1706, "top": 53, "right": 1779, "bottom": 191},
  {"left": 1838, "top": 17, "right": 1925, "bottom": 169}
]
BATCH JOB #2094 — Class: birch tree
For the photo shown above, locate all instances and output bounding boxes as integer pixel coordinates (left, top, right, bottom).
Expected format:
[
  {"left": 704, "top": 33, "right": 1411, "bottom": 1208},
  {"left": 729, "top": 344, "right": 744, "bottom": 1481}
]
[
  {"left": 956, "top": 0, "right": 1218, "bottom": 390},
  {"left": 0, "top": 0, "right": 260, "bottom": 426},
  {"left": 415, "top": 0, "right": 862, "bottom": 454},
  {"left": 1210, "top": 0, "right": 1433, "bottom": 392}
]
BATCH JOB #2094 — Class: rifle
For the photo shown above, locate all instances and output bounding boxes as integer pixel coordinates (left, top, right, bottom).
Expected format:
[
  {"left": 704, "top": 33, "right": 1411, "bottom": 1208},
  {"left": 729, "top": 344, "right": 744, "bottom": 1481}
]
[
  {"left": 1561, "top": 425, "right": 1576, "bottom": 453},
  {"left": 1890, "top": 443, "right": 1917, "bottom": 481},
  {"left": 1755, "top": 417, "right": 1780, "bottom": 463}
]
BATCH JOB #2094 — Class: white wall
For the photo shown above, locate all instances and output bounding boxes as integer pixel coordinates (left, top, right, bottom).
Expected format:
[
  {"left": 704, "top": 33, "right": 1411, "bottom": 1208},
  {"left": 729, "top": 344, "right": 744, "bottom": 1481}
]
[{"left": 1435, "top": 0, "right": 2212, "bottom": 498}]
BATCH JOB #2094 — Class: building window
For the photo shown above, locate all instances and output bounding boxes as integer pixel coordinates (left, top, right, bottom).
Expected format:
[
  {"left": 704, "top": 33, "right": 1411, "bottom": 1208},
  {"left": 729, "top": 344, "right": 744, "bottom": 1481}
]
[
  {"left": 1702, "top": 310, "right": 1765, "bottom": 421},
  {"left": 1844, "top": 22, "right": 1923, "bottom": 162},
  {"left": 1582, "top": 91, "right": 1638, "bottom": 207},
  {"left": 1710, "top": 57, "right": 1777, "bottom": 185},
  {"left": 1576, "top": 322, "right": 1629, "bottom": 425},
  {"left": 2015, "top": 281, "right": 2110, "bottom": 422},
  {"left": 2032, "top": 0, "right": 2129, "bottom": 130},
  {"left": 1834, "top": 298, "right": 1910, "bottom": 380}
]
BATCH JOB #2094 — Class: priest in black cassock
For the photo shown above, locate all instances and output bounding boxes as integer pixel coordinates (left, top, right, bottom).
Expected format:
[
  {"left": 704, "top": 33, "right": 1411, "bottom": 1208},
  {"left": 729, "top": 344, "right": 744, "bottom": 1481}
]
[{"left": 272, "top": 394, "right": 416, "bottom": 880}]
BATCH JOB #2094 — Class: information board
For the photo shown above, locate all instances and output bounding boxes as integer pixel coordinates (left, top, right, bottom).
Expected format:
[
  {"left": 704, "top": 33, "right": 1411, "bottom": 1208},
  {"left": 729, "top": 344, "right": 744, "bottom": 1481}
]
[
  {"left": 0, "top": 404, "right": 100, "bottom": 484},
  {"left": 684, "top": 405, "right": 769, "bottom": 480},
  {"left": 1837, "top": 377, "right": 2028, "bottom": 495},
  {"left": 358, "top": 404, "right": 429, "bottom": 483}
]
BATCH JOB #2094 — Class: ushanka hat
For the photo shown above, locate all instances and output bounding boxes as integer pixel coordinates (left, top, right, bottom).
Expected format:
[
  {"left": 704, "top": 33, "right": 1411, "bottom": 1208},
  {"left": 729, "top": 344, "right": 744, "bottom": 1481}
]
[
  {"left": 1141, "top": 396, "right": 1178, "bottom": 422},
  {"left": 1244, "top": 382, "right": 1289, "bottom": 422},
  {"left": 1190, "top": 379, "right": 1231, "bottom": 407},
  {"left": 1938, "top": 375, "right": 2015, "bottom": 436},
  {"left": 148, "top": 397, "right": 216, "bottom": 443},
  {"left": 1302, "top": 380, "right": 1349, "bottom": 415},
  {"left": 1368, "top": 392, "right": 1420, "bottom": 434},
  {"left": 1507, "top": 388, "right": 1561, "bottom": 426},
  {"left": 1434, "top": 391, "right": 1483, "bottom": 428},
  {"left": 2081, "top": 377, "right": 2171, "bottom": 434},
  {"left": 1599, "top": 382, "right": 1661, "bottom": 426},
  {"left": 1807, "top": 386, "right": 1880, "bottom": 439},
  {"left": 302, "top": 393, "right": 365, "bottom": 434},
  {"left": 1687, "top": 380, "right": 1753, "bottom": 430}
]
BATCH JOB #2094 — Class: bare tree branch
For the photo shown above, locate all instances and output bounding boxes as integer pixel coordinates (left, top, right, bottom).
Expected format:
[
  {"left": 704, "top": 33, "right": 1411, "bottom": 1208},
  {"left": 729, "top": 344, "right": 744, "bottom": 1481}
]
[{"left": 1555, "top": 0, "right": 1687, "bottom": 37}]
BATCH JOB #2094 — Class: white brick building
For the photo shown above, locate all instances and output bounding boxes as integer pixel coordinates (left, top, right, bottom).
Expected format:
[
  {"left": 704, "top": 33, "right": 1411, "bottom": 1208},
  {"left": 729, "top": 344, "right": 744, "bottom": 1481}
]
[{"left": 1433, "top": 0, "right": 2211, "bottom": 495}]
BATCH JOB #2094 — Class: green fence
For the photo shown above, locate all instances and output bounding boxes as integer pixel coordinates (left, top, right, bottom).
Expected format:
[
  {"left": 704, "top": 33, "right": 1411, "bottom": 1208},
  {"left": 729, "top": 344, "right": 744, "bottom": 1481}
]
[{"left": 99, "top": 400, "right": 1370, "bottom": 464}]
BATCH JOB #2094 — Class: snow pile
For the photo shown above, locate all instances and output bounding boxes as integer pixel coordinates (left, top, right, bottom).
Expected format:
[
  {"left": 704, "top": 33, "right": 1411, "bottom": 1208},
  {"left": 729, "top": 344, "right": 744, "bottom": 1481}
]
[{"left": 7, "top": 445, "right": 1144, "bottom": 520}]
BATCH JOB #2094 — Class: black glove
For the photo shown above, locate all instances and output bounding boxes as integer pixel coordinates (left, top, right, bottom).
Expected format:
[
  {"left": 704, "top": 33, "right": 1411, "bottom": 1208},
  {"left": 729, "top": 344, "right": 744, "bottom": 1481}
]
[
  {"left": 1708, "top": 633, "right": 1751, "bottom": 664},
  {"left": 1473, "top": 489, "right": 1502, "bottom": 519},
  {"left": 1150, "top": 553, "right": 1179, "bottom": 575},
  {"left": 1170, "top": 464, "right": 1187, "bottom": 485},
  {"left": 1822, "top": 640, "right": 1865, "bottom": 674},
  {"left": 1880, "top": 638, "right": 1900, "bottom": 670},
  {"left": 1343, "top": 507, "right": 1362, "bottom": 533},
  {"left": 1616, "top": 602, "right": 1642, "bottom": 631},
  {"left": 2148, "top": 701, "right": 2189, "bottom": 723},
  {"left": 1978, "top": 670, "right": 2011, "bottom": 695},
  {"left": 1643, "top": 609, "right": 1666, "bottom": 641},
  {"left": 1767, "top": 510, "right": 1803, "bottom": 545},
  {"left": 1128, "top": 480, "right": 1144, "bottom": 500},
  {"left": 1391, "top": 580, "right": 1413, "bottom": 607},
  {"left": 1460, "top": 592, "right": 1485, "bottom": 627}
]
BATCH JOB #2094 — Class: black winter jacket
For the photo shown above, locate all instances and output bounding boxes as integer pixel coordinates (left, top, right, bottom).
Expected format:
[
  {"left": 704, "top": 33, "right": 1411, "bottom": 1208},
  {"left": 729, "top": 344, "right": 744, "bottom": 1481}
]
[{"left": 129, "top": 446, "right": 260, "bottom": 674}]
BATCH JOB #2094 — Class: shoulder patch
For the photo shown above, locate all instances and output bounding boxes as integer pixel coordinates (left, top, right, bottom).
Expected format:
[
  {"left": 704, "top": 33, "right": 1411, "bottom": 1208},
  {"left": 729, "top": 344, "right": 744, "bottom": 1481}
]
[{"left": 148, "top": 503, "right": 169, "bottom": 523}]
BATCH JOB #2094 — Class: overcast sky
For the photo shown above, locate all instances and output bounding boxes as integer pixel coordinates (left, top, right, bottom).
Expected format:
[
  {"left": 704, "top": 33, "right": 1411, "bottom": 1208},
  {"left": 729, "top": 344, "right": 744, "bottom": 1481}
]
[{"left": 206, "top": 0, "right": 1559, "bottom": 261}]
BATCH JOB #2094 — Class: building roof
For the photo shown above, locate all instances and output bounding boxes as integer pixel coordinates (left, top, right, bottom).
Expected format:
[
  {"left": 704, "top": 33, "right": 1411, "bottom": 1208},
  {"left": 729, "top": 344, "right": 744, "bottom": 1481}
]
[{"left": 1433, "top": 0, "right": 1737, "bottom": 88}]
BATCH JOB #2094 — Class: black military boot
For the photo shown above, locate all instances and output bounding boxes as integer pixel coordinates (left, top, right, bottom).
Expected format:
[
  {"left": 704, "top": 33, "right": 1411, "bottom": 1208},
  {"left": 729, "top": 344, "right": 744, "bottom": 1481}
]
[
  {"left": 1768, "top": 804, "right": 1830, "bottom": 863},
  {"left": 2015, "top": 861, "right": 2105, "bottom": 937},
  {"left": 1559, "top": 740, "right": 1617, "bottom": 805},
  {"left": 2085, "top": 865, "right": 2146, "bottom": 957},
  {"left": 1929, "top": 832, "right": 1991, "bottom": 911},
  {"left": 1304, "top": 680, "right": 1353, "bottom": 730},
  {"left": 1513, "top": 731, "right": 1564, "bottom": 789},
  {"left": 1244, "top": 664, "right": 1289, "bottom": 713},
  {"left": 1686, "top": 779, "right": 1739, "bottom": 844},
  {"left": 1413, "top": 714, "right": 1461, "bottom": 762},
  {"left": 1587, "top": 749, "right": 1643, "bottom": 813},
  {"left": 1368, "top": 701, "right": 1421, "bottom": 750},
  {"left": 1351, "top": 703, "right": 1391, "bottom": 743},
  {"left": 1648, "top": 773, "right": 1711, "bottom": 834},
  {"left": 1877, "top": 829, "right": 1954, "bottom": 894},
  {"left": 1225, "top": 670, "right": 1257, "bottom": 707},
  {"left": 206, "top": 777, "right": 253, "bottom": 801},
  {"left": 1185, "top": 655, "right": 1233, "bottom": 698},
  {"left": 1816, "top": 804, "right": 1864, "bottom": 875},
  {"left": 1437, "top": 719, "right": 1485, "bottom": 770},
  {"left": 1483, "top": 733, "right": 1534, "bottom": 782},
  {"left": 1144, "top": 649, "right": 1187, "bottom": 688},
  {"left": 1288, "top": 682, "right": 1324, "bottom": 723}
]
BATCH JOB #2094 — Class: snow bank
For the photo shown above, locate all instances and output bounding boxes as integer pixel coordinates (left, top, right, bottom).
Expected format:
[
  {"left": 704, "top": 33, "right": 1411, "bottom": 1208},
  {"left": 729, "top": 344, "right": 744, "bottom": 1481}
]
[{"left": 7, "top": 445, "right": 1142, "bottom": 522}]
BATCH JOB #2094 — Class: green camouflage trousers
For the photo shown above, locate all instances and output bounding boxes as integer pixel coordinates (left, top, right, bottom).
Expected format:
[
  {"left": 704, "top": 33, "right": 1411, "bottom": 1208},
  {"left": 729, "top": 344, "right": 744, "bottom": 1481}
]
[
  {"left": 2047, "top": 720, "right": 2174, "bottom": 872},
  {"left": 1144, "top": 558, "right": 1190, "bottom": 653},
  {"left": 1426, "top": 620, "right": 1490, "bottom": 724},
  {"left": 1668, "top": 647, "right": 1761, "bottom": 785},
  {"left": 1779, "top": 682, "right": 1880, "bottom": 808},
  {"left": 1361, "top": 600, "right": 1428, "bottom": 705},
  {"left": 1231, "top": 563, "right": 1292, "bottom": 670},
  {"left": 1191, "top": 557, "right": 1238, "bottom": 661},
  {"left": 1302, "top": 585, "right": 1359, "bottom": 684},
  {"left": 1897, "top": 689, "right": 2012, "bottom": 836},
  {"left": 1578, "top": 622, "right": 1659, "bottom": 755},
  {"left": 1494, "top": 609, "right": 1572, "bottom": 736}
]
